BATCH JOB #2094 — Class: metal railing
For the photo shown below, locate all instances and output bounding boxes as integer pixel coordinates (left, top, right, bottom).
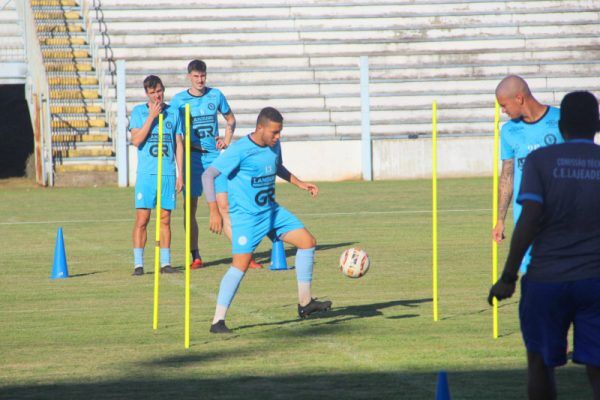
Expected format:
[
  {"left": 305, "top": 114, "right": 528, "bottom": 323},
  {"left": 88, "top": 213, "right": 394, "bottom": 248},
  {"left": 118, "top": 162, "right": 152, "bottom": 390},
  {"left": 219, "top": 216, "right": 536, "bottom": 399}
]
[
  {"left": 16, "top": 0, "right": 53, "bottom": 186},
  {"left": 83, "top": 0, "right": 115, "bottom": 149}
]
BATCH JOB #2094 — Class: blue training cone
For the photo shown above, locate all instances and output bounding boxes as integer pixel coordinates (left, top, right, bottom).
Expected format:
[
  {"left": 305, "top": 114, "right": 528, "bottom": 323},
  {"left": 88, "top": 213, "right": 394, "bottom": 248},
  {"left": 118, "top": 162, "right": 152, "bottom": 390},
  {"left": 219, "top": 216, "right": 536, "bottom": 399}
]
[
  {"left": 435, "top": 371, "right": 451, "bottom": 400},
  {"left": 269, "top": 240, "right": 290, "bottom": 271},
  {"left": 51, "top": 227, "right": 69, "bottom": 279}
]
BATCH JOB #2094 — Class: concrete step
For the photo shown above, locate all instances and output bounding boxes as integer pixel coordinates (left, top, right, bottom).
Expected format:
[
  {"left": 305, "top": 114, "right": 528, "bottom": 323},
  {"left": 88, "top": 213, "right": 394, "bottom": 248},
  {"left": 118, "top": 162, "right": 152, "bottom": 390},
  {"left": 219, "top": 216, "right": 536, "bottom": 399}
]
[
  {"left": 36, "top": 24, "right": 83, "bottom": 32},
  {"left": 45, "top": 63, "right": 94, "bottom": 72},
  {"left": 33, "top": 11, "right": 81, "bottom": 20},
  {"left": 54, "top": 162, "right": 116, "bottom": 173},
  {"left": 40, "top": 37, "right": 87, "bottom": 46},
  {"left": 53, "top": 170, "right": 118, "bottom": 187},
  {"left": 52, "top": 147, "right": 114, "bottom": 158},
  {"left": 115, "top": 61, "right": 600, "bottom": 87},
  {"left": 50, "top": 90, "right": 100, "bottom": 100},
  {"left": 95, "top": 2, "right": 600, "bottom": 20},
  {"left": 51, "top": 118, "right": 107, "bottom": 129},
  {"left": 102, "top": 35, "right": 600, "bottom": 59},
  {"left": 31, "top": 0, "right": 78, "bottom": 6},
  {"left": 51, "top": 105, "right": 104, "bottom": 114},
  {"left": 108, "top": 75, "right": 600, "bottom": 100},
  {"left": 93, "top": 21, "right": 599, "bottom": 46},
  {"left": 94, "top": 10, "right": 600, "bottom": 32},
  {"left": 52, "top": 133, "right": 111, "bottom": 143},
  {"left": 105, "top": 48, "right": 600, "bottom": 73},
  {"left": 42, "top": 50, "right": 90, "bottom": 59},
  {"left": 49, "top": 76, "right": 99, "bottom": 85},
  {"left": 96, "top": 0, "right": 595, "bottom": 7}
]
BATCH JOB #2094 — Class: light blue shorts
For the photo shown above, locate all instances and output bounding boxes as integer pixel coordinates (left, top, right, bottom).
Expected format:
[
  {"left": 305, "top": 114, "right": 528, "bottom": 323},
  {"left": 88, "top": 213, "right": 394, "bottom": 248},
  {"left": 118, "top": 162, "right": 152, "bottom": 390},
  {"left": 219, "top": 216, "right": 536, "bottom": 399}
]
[
  {"left": 184, "top": 153, "right": 227, "bottom": 197},
  {"left": 135, "top": 174, "right": 176, "bottom": 210},
  {"left": 231, "top": 205, "right": 304, "bottom": 254}
]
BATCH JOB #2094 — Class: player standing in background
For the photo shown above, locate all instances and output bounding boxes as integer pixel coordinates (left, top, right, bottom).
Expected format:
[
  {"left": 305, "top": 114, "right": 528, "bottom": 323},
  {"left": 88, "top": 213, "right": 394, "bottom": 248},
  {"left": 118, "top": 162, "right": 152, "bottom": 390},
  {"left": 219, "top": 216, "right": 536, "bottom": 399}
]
[
  {"left": 492, "top": 75, "right": 563, "bottom": 273},
  {"left": 488, "top": 91, "right": 600, "bottom": 400},
  {"left": 171, "top": 59, "right": 263, "bottom": 270},
  {"left": 130, "top": 75, "right": 183, "bottom": 275},
  {"left": 201, "top": 107, "right": 332, "bottom": 334}
]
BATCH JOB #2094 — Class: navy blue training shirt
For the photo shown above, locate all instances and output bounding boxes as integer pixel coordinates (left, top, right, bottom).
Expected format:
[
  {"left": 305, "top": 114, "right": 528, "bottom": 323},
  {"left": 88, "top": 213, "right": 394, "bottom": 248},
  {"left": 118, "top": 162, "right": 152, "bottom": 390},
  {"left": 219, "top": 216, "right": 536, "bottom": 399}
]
[{"left": 517, "top": 139, "right": 600, "bottom": 282}]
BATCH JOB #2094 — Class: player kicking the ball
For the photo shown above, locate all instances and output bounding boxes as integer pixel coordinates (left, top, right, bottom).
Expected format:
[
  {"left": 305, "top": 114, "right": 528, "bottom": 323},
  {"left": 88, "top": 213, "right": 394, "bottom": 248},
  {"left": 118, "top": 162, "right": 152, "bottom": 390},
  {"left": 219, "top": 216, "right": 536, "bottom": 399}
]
[{"left": 201, "top": 107, "right": 332, "bottom": 333}]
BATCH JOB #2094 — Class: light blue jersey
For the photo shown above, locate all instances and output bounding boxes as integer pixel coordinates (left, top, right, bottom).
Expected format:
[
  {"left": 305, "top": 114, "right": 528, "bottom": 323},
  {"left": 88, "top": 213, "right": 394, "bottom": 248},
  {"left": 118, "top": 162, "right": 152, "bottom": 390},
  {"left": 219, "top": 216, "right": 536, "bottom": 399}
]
[
  {"left": 129, "top": 103, "right": 182, "bottom": 176},
  {"left": 211, "top": 135, "right": 282, "bottom": 216},
  {"left": 500, "top": 106, "right": 562, "bottom": 272},
  {"left": 501, "top": 106, "right": 562, "bottom": 218},
  {"left": 170, "top": 87, "right": 231, "bottom": 161}
]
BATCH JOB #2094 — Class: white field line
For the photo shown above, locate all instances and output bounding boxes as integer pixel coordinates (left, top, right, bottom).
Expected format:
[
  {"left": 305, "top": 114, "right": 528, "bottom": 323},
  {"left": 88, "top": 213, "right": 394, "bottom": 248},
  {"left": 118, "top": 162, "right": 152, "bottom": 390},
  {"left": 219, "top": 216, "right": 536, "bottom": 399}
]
[{"left": 0, "top": 208, "right": 492, "bottom": 226}]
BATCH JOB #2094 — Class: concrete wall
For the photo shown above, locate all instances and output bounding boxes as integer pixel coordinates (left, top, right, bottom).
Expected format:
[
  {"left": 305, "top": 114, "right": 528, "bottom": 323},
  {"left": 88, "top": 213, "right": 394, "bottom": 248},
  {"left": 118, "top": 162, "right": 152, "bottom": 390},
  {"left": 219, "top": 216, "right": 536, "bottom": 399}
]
[{"left": 126, "top": 136, "right": 496, "bottom": 185}]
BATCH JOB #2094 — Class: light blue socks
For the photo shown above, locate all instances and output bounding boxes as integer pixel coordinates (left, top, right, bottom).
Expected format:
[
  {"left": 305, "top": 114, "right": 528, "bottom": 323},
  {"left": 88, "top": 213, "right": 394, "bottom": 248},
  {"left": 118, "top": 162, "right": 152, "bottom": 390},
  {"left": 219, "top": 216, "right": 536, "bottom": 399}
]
[
  {"left": 295, "top": 247, "right": 315, "bottom": 282},
  {"left": 217, "top": 267, "right": 245, "bottom": 307},
  {"left": 160, "top": 248, "right": 171, "bottom": 267},
  {"left": 133, "top": 248, "right": 144, "bottom": 268}
]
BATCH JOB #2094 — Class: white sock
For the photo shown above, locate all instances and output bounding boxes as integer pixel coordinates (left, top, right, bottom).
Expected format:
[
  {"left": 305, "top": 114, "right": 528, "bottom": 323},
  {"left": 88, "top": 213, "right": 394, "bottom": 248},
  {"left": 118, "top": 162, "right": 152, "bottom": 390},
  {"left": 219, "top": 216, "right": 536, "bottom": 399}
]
[
  {"left": 298, "top": 282, "right": 312, "bottom": 306},
  {"left": 213, "top": 304, "right": 228, "bottom": 324}
]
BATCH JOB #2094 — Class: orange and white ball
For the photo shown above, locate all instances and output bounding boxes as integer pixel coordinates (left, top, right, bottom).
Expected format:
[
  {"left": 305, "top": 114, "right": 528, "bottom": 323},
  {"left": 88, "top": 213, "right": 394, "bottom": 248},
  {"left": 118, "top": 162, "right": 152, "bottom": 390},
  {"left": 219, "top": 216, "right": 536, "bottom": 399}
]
[{"left": 339, "top": 248, "right": 370, "bottom": 278}]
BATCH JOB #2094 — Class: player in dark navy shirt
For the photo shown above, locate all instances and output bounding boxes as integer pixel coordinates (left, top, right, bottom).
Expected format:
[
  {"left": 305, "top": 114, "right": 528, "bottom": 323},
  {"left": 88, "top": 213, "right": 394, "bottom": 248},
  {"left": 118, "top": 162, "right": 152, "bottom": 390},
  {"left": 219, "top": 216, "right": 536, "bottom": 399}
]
[{"left": 488, "top": 91, "right": 600, "bottom": 399}]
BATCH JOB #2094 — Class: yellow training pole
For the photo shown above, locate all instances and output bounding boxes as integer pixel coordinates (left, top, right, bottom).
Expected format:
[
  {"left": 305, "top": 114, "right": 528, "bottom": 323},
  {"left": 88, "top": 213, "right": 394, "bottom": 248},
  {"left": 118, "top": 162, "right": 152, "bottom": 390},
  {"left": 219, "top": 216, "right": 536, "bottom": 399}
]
[
  {"left": 153, "top": 112, "right": 164, "bottom": 330},
  {"left": 432, "top": 101, "right": 439, "bottom": 322},
  {"left": 492, "top": 100, "right": 500, "bottom": 339},
  {"left": 184, "top": 104, "right": 191, "bottom": 348}
]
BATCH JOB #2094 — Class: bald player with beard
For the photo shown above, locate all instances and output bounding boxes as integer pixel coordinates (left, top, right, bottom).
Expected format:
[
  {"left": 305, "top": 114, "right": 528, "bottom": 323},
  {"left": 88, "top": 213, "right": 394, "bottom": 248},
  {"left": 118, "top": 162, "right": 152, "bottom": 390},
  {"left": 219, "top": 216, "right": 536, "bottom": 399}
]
[{"left": 492, "top": 75, "right": 563, "bottom": 274}]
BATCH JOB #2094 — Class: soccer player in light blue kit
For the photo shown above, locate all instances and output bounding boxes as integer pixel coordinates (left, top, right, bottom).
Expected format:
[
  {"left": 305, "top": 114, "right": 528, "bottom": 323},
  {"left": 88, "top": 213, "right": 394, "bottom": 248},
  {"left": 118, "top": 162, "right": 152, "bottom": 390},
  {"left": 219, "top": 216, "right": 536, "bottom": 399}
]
[
  {"left": 202, "top": 107, "right": 332, "bottom": 333},
  {"left": 170, "top": 59, "right": 243, "bottom": 269},
  {"left": 130, "top": 75, "right": 183, "bottom": 275},
  {"left": 492, "top": 75, "right": 563, "bottom": 273}
]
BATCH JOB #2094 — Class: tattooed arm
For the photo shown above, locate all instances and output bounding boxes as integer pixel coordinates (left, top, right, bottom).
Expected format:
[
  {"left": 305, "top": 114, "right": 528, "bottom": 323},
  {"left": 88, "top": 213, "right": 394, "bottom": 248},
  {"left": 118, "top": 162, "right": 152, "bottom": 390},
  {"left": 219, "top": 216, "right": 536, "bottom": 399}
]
[{"left": 492, "top": 159, "right": 515, "bottom": 243}]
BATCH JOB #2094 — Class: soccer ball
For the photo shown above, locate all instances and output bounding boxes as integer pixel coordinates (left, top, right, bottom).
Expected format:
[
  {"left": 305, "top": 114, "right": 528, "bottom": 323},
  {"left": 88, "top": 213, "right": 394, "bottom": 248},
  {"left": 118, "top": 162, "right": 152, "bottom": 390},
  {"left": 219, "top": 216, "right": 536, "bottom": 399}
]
[{"left": 339, "top": 248, "right": 370, "bottom": 278}]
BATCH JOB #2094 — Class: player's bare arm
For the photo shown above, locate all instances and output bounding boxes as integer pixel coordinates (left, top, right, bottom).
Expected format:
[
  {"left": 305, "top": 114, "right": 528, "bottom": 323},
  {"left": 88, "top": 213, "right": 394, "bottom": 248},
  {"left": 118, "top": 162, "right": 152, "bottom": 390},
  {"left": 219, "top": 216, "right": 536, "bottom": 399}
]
[
  {"left": 276, "top": 164, "right": 318, "bottom": 197},
  {"left": 493, "top": 159, "right": 515, "bottom": 243},
  {"left": 208, "top": 201, "right": 223, "bottom": 234},
  {"left": 130, "top": 101, "right": 162, "bottom": 147},
  {"left": 175, "top": 135, "right": 184, "bottom": 193},
  {"left": 217, "top": 112, "right": 236, "bottom": 149},
  {"left": 291, "top": 175, "right": 318, "bottom": 198}
]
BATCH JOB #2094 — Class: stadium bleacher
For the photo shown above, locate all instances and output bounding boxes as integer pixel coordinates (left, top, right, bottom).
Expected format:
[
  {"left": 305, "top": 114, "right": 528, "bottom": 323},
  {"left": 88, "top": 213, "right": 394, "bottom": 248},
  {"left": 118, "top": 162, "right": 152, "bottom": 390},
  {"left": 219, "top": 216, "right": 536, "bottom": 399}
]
[{"left": 4, "top": 0, "right": 600, "bottom": 181}]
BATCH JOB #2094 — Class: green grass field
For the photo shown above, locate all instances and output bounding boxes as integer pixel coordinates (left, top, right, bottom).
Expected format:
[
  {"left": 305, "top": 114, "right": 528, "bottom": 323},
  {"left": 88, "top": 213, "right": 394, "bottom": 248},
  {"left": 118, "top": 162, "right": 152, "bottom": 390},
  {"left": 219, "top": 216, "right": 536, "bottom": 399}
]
[{"left": 0, "top": 178, "right": 592, "bottom": 399}]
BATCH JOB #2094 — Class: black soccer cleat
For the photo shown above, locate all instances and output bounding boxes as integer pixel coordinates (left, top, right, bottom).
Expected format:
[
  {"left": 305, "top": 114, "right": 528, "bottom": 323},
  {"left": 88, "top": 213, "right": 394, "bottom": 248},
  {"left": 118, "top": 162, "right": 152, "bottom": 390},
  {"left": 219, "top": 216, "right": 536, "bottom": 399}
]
[
  {"left": 298, "top": 298, "right": 332, "bottom": 319},
  {"left": 209, "top": 320, "right": 232, "bottom": 334},
  {"left": 160, "top": 265, "right": 181, "bottom": 274},
  {"left": 132, "top": 267, "right": 144, "bottom": 276}
]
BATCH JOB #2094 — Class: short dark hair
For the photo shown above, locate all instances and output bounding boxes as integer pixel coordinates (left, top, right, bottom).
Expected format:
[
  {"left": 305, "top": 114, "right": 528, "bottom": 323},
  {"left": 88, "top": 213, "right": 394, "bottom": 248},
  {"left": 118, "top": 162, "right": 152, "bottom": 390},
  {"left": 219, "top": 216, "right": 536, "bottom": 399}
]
[
  {"left": 257, "top": 107, "right": 284, "bottom": 126},
  {"left": 559, "top": 91, "right": 600, "bottom": 139},
  {"left": 143, "top": 75, "right": 163, "bottom": 92},
  {"left": 187, "top": 59, "right": 207, "bottom": 73}
]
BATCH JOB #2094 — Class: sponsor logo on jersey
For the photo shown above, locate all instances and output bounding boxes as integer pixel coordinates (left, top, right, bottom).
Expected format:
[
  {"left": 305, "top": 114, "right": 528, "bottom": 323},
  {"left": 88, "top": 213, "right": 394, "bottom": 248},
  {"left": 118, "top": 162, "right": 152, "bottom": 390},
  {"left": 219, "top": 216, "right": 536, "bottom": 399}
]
[
  {"left": 517, "top": 157, "right": 526, "bottom": 170},
  {"left": 255, "top": 188, "right": 275, "bottom": 206},
  {"left": 544, "top": 134, "right": 558, "bottom": 145},
  {"left": 251, "top": 174, "right": 276, "bottom": 188}
]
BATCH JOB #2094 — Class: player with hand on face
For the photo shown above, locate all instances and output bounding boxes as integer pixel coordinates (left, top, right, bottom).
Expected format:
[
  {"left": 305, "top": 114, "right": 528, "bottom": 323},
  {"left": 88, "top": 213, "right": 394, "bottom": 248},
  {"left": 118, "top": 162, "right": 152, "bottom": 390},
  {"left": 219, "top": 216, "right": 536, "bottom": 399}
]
[
  {"left": 130, "top": 75, "right": 183, "bottom": 276},
  {"left": 201, "top": 107, "right": 332, "bottom": 334}
]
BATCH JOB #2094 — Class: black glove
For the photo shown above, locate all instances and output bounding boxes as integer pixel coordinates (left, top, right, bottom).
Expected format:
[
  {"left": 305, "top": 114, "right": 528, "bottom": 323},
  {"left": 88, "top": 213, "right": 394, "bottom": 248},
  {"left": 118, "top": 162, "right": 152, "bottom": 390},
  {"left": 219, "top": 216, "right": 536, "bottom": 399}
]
[{"left": 487, "top": 272, "right": 518, "bottom": 306}]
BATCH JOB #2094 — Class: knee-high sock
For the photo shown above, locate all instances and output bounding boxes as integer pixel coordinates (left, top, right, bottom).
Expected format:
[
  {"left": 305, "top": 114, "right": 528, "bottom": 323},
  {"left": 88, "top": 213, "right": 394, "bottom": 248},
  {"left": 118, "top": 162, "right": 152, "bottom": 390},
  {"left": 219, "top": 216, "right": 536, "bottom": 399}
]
[
  {"left": 133, "top": 248, "right": 144, "bottom": 268},
  {"left": 295, "top": 247, "right": 315, "bottom": 306},
  {"left": 213, "top": 266, "right": 245, "bottom": 323},
  {"left": 160, "top": 248, "right": 170, "bottom": 267}
]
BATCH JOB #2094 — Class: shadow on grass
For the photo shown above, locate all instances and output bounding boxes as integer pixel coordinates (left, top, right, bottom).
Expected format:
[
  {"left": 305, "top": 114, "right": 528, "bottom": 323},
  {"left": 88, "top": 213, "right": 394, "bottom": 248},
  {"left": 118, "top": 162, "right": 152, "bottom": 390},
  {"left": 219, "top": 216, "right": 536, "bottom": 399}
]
[
  {"left": 235, "top": 298, "right": 431, "bottom": 331},
  {"left": 180, "top": 241, "right": 358, "bottom": 269},
  {"left": 0, "top": 367, "right": 592, "bottom": 400},
  {"left": 68, "top": 271, "right": 107, "bottom": 278}
]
